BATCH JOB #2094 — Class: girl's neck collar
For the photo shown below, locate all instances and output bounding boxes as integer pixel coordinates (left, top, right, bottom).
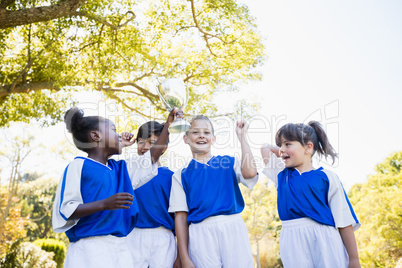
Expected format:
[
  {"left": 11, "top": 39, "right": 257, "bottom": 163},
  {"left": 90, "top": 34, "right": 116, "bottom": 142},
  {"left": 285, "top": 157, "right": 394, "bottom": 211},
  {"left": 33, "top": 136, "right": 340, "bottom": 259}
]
[
  {"left": 76, "top": 156, "right": 111, "bottom": 170},
  {"left": 192, "top": 153, "right": 213, "bottom": 164},
  {"left": 292, "top": 166, "right": 322, "bottom": 175}
]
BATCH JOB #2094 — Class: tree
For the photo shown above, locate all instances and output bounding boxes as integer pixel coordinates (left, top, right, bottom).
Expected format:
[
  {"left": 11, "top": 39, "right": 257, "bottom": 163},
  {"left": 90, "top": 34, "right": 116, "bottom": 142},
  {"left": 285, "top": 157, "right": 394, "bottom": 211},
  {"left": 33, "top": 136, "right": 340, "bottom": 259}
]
[
  {"left": 0, "top": 0, "right": 265, "bottom": 127},
  {"left": 0, "top": 134, "right": 33, "bottom": 245},
  {"left": 20, "top": 176, "right": 59, "bottom": 241},
  {"left": 0, "top": 192, "right": 29, "bottom": 256},
  {"left": 349, "top": 152, "right": 402, "bottom": 267},
  {"left": 241, "top": 180, "right": 281, "bottom": 268}
]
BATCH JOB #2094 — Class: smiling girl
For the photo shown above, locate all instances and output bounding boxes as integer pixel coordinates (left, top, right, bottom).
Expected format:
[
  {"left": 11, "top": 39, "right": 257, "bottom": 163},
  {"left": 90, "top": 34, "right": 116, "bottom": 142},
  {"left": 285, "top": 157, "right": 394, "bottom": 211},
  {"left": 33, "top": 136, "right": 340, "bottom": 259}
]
[
  {"left": 169, "top": 115, "right": 258, "bottom": 268},
  {"left": 261, "top": 121, "right": 361, "bottom": 268}
]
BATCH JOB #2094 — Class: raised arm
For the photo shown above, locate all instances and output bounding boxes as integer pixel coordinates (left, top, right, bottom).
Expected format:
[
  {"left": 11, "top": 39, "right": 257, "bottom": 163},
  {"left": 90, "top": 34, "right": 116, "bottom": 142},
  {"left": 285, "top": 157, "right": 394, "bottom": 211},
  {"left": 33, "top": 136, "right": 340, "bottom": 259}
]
[
  {"left": 175, "top": 211, "right": 195, "bottom": 268},
  {"left": 149, "top": 109, "right": 182, "bottom": 163},
  {"left": 260, "top": 144, "right": 280, "bottom": 165},
  {"left": 236, "top": 120, "right": 257, "bottom": 179}
]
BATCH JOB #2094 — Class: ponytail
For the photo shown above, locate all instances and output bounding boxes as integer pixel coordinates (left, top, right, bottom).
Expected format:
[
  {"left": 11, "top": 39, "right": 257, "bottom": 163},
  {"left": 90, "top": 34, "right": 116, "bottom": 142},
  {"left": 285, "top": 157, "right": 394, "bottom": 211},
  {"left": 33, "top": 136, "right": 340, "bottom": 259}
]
[
  {"left": 307, "top": 121, "right": 338, "bottom": 164},
  {"left": 64, "top": 107, "right": 84, "bottom": 134},
  {"left": 64, "top": 107, "right": 105, "bottom": 152}
]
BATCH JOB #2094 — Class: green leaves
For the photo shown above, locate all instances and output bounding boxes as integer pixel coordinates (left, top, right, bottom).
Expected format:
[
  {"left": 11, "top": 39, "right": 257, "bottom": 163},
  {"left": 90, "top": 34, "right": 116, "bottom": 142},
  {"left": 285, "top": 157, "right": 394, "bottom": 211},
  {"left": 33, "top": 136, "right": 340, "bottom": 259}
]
[
  {"left": 1, "top": 0, "right": 265, "bottom": 125},
  {"left": 0, "top": 91, "right": 72, "bottom": 127},
  {"left": 349, "top": 151, "right": 402, "bottom": 267}
]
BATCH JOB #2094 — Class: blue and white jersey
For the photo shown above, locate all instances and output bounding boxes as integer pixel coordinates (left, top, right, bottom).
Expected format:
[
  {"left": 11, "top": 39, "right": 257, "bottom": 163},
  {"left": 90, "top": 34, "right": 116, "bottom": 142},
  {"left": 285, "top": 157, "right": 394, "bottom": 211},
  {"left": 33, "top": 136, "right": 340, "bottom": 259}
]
[
  {"left": 126, "top": 151, "right": 159, "bottom": 189},
  {"left": 168, "top": 155, "right": 258, "bottom": 224},
  {"left": 262, "top": 154, "right": 360, "bottom": 231},
  {"left": 134, "top": 167, "right": 175, "bottom": 230},
  {"left": 52, "top": 157, "right": 138, "bottom": 242}
]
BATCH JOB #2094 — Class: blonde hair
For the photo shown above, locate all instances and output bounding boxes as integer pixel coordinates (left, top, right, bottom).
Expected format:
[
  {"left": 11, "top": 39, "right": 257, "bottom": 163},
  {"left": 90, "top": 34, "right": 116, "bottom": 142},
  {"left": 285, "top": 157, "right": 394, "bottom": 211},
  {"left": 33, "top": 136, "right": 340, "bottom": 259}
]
[{"left": 185, "top": 115, "right": 215, "bottom": 135}]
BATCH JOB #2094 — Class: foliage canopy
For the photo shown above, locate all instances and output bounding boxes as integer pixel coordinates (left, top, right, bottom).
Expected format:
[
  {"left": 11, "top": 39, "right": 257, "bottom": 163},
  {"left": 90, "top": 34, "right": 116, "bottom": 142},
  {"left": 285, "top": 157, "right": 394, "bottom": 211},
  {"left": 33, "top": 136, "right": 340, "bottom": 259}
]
[{"left": 0, "top": 0, "right": 265, "bottom": 127}]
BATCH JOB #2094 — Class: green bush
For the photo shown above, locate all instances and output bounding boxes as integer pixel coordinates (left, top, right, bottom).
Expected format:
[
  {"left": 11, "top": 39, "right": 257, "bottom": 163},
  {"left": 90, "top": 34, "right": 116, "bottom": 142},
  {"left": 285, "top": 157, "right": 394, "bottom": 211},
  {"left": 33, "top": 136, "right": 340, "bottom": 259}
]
[
  {"left": 0, "top": 239, "right": 22, "bottom": 268},
  {"left": 33, "top": 239, "right": 66, "bottom": 268},
  {"left": 0, "top": 241, "right": 56, "bottom": 268}
]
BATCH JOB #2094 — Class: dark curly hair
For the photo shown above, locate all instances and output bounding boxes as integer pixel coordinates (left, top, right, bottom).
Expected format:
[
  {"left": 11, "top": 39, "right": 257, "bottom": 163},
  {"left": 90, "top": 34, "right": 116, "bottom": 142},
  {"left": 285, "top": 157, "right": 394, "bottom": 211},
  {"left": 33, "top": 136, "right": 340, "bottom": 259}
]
[{"left": 64, "top": 107, "right": 107, "bottom": 152}]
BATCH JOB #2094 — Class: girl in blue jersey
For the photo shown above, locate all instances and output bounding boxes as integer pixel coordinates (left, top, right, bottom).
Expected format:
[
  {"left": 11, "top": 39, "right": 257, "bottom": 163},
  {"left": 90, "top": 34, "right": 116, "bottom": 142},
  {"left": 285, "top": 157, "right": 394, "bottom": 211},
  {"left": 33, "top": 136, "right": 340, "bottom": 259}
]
[
  {"left": 169, "top": 115, "right": 258, "bottom": 268},
  {"left": 52, "top": 107, "right": 176, "bottom": 268},
  {"left": 260, "top": 121, "right": 361, "bottom": 268},
  {"left": 122, "top": 121, "right": 179, "bottom": 268}
]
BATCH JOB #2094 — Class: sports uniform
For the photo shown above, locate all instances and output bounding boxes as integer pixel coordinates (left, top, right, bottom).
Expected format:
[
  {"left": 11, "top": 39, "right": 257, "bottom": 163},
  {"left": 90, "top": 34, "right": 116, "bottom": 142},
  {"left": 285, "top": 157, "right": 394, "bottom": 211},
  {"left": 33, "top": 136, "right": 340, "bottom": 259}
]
[
  {"left": 53, "top": 151, "right": 157, "bottom": 268},
  {"left": 127, "top": 166, "right": 176, "bottom": 268},
  {"left": 169, "top": 155, "right": 258, "bottom": 268},
  {"left": 263, "top": 154, "right": 360, "bottom": 267}
]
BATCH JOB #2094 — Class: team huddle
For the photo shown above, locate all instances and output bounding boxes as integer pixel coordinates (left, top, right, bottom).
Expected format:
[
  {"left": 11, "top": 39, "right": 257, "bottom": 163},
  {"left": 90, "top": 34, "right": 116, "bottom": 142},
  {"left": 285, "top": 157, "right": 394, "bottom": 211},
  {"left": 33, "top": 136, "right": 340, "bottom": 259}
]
[{"left": 52, "top": 107, "right": 361, "bottom": 268}]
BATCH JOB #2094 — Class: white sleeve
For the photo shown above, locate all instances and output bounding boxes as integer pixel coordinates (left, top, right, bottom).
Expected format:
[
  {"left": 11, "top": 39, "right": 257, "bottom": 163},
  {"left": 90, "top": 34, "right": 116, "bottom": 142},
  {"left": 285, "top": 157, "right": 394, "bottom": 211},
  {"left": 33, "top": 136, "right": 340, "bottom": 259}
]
[
  {"left": 52, "top": 159, "right": 84, "bottom": 233},
  {"left": 261, "top": 154, "right": 285, "bottom": 188},
  {"left": 234, "top": 156, "right": 258, "bottom": 189},
  {"left": 126, "top": 151, "right": 158, "bottom": 189},
  {"left": 168, "top": 168, "right": 189, "bottom": 213},
  {"left": 324, "top": 170, "right": 361, "bottom": 231}
]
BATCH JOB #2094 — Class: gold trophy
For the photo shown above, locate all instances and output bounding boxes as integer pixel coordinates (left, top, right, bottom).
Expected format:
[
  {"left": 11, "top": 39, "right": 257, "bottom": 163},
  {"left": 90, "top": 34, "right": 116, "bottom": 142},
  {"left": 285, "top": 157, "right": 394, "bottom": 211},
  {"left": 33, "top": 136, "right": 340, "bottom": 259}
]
[{"left": 154, "top": 77, "right": 191, "bottom": 133}]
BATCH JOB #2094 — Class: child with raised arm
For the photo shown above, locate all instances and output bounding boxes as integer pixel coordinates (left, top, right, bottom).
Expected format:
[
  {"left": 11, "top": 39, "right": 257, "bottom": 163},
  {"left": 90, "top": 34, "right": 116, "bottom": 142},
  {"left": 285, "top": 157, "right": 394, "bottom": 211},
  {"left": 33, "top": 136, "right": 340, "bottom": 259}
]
[
  {"left": 52, "top": 107, "right": 176, "bottom": 268},
  {"left": 169, "top": 115, "right": 258, "bottom": 268},
  {"left": 261, "top": 121, "right": 361, "bottom": 268},
  {"left": 121, "top": 121, "right": 179, "bottom": 268}
]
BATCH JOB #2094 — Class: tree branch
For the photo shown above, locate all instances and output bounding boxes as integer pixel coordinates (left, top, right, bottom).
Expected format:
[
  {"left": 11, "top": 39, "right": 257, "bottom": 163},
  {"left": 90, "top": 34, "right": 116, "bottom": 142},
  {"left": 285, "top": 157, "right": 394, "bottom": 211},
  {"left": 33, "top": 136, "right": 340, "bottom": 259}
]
[
  {"left": 0, "top": 0, "right": 86, "bottom": 29},
  {"left": 114, "top": 82, "right": 158, "bottom": 100},
  {"left": 173, "top": 25, "right": 197, "bottom": 36},
  {"left": 9, "top": 59, "right": 33, "bottom": 94},
  {"left": 72, "top": 10, "right": 135, "bottom": 30},
  {"left": 188, "top": 0, "right": 237, "bottom": 58},
  {"left": 106, "top": 93, "right": 159, "bottom": 119},
  {"left": 0, "top": 0, "right": 15, "bottom": 9},
  {"left": 0, "top": 82, "right": 60, "bottom": 98},
  {"left": 0, "top": 0, "right": 135, "bottom": 30}
]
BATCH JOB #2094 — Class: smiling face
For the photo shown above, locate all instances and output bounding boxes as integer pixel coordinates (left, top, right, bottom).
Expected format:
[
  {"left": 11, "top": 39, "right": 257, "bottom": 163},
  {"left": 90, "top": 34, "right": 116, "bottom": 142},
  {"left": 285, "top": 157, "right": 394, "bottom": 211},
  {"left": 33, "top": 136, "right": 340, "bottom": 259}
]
[
  {"left": 137, "top": 134, "right": 158, "bottom": 155},
  {"left": 183, "top": 119, "right": 216, "bottom": 155},
  {"left": 278, "top": 137, "right": 313, "bottom": 171}
]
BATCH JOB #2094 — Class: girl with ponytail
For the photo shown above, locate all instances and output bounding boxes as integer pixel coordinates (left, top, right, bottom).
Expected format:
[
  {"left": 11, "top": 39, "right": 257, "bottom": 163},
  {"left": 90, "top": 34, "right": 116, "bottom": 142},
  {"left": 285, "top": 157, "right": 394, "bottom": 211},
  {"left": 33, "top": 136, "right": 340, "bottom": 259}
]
[
  {"left": 261, "top": 121, "right": 361, "bottom": 268},
  {"left": 52, "top": 106, "right": 177, "bottom": 268}
]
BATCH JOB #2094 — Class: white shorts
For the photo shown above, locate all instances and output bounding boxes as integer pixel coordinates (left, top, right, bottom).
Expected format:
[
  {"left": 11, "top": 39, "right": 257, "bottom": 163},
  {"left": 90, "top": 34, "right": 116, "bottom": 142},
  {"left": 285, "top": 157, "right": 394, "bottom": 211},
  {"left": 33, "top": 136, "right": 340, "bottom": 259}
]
[
  {"left": 189, "top": 214, "right": 254, "bottom": 268},
  {"left": 127, "top": 226, "right": 176, "bottom": 268},
  {"left": 280, "top": 217, "right": 349, "bottom": 268},
  {"left": 64, "top": 235, "right": 133, "bottom": 268}
]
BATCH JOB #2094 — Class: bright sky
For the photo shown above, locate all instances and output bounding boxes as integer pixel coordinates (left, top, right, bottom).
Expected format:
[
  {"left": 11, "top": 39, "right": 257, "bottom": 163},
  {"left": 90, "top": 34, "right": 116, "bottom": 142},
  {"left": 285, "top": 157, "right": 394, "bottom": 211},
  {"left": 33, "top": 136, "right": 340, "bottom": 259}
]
[
  {"left": 2, "top": 0, "right": 401, "bottom": 192},
  {"left": 230, "top": 0, "right": 402, "bottom": 190}
]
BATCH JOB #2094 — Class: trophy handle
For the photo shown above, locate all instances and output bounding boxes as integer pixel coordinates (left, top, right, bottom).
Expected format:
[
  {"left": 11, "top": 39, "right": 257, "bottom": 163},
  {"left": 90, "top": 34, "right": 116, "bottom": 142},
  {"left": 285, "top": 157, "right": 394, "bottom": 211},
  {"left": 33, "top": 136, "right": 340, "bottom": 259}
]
[{"left": 152, "top": 76, "right": 172, "bottom": 111}]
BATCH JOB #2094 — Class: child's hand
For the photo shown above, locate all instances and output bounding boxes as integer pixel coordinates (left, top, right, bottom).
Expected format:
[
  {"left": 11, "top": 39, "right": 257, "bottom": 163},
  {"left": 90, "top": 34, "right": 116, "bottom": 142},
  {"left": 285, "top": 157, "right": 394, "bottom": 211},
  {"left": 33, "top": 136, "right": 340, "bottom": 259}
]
[
  {"left": 102, "top": 192, "right": 134, "bottom": 210},
  {"left": 261, "top": 144, "right": 280, "bottom": 157},
  {"left": 173, "top": 256, "right": 182, "bottom": 268},
  {"left": 180, "top": 259, "right": 195, "bottom": 268},
  {"left": 235, "top": 120, "right": 249, "bottom": 140},
  {"left": 167, "top": 108, "right": 183, "bottom": 125},
  {"left": 121, "top": 132, "right": 135, "bottom": 147}
]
